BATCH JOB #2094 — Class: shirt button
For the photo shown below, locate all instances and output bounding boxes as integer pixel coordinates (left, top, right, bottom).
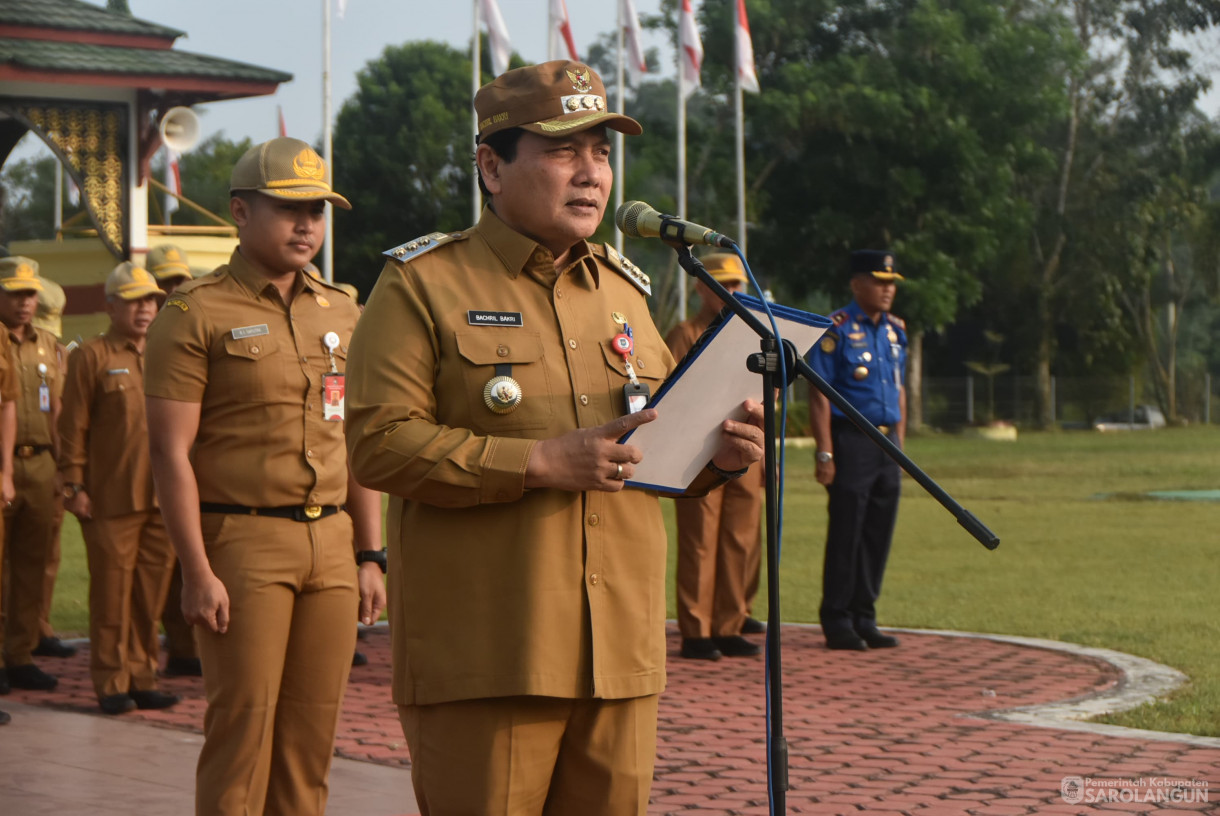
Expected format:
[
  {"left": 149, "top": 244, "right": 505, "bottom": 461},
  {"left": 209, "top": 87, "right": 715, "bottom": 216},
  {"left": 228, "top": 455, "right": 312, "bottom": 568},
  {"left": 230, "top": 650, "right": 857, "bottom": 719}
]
[
  {"left": 301, "top": 356, "right": 308, "bottom": 363},
  {"left": 568, "top": 339, "right": 577, "bottom": 349},
  {"left": 589, "top": 573, "right": 599, "bottom": 585},
  {"left": 556, "top": 289, "right": 564, "bottom": 298},
  {"left": 250, "top": 345, "right": 260, "bottom": 354},
  {"left": 308, "top": 403, "right": 314, "bottom": 410},
  {"left": 306, "top": 450, "right": 314, "bottom": 459},
  {"left": 579, "top": 394, "right": 588, "bottom": 405},
  {"left": 588, "top": 514, "right": 599, "bottom": 526},
  {"left": 497, "top": 345, "right": 509, "bottom": 357},
  {"left": 636, "top": 358, "right": 646, "bottom": 370}
]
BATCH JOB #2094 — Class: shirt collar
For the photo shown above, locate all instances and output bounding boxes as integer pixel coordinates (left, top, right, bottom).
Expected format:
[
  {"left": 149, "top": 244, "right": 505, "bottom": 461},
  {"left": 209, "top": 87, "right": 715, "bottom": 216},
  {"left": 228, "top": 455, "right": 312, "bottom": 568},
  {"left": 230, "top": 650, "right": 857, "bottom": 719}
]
[
  {"left": 103, "top": 328, "right": 142, "bottom": 355},
  {"left": 476, "top": 206, "right": 599, "bottom": 288},
  {"left": 6, "top": 322, "right": 37, "bottom": 345},
  {"left": 227, "top": 248, "right": 320, "bottom": 301}
]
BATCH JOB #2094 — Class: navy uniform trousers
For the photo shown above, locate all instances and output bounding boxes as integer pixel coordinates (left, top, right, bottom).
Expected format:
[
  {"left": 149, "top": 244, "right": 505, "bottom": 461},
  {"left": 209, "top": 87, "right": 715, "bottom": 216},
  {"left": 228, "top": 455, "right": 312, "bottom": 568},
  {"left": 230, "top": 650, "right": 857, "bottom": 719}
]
[{"left": 819, "top": 420, "right": 901, "bottom": 636}]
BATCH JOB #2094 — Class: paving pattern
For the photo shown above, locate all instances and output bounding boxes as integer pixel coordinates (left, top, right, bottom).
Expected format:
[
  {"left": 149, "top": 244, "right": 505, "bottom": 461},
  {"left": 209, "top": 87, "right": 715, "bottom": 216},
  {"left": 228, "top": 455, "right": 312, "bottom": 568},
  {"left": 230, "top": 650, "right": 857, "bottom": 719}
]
[{"left": 4, "top": 624, "right": 1217, "bottom": 814}]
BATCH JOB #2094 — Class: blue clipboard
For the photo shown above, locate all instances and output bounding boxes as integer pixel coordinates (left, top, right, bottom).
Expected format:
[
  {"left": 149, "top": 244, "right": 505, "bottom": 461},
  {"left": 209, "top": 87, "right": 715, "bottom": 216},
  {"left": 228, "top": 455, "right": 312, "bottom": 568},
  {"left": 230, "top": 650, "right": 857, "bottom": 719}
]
[{"left": 620, "top": 294, "right": 833, "bottom": 494}]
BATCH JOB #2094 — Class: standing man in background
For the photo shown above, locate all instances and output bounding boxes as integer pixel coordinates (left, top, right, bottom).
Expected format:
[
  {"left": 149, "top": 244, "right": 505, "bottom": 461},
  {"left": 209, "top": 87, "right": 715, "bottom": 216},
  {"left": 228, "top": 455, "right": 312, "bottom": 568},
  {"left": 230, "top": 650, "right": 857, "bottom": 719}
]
[
  {"left": 0, "top": 253, "right": 17, "bottom": 721},
  {"left": 807, "top": 250, "right": 907, "bottom": 652},
  {"left": 146, "top": 243, "right": 193, "bottom": 296},
  {"left": 345, "top": 60, "right": 766, "bottom": 814},
  {"left": 145, "top": 136, "right": 386, "bottom": 816},
  {"left": 0, "top": 256, "right": 63, "bottom": 692},
  {"left": 59, "top": 262, "right": 179, "bottom": 715},
  {"left": 666, "top": 252, "right": 764, "bottom": 661}
]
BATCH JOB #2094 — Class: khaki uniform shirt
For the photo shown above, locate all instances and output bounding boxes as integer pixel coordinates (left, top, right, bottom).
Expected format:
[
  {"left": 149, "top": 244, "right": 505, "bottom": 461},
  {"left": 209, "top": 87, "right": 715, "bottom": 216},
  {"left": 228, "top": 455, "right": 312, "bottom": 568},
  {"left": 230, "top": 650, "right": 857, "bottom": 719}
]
[
  {"left": 144, "top": 249, "right": 360, "bottom": 508},
  {"left": 0, "top": 331, "right": 17, "bottom": 404},
  {"left": 347, "top": 208, "right": 724, "bottom": 707},
  {"left": 7, "top": 324, "right": 63, "bottom": 446},
  {"left": 57, "top": 331, "right": 158, "bottom": 517}
]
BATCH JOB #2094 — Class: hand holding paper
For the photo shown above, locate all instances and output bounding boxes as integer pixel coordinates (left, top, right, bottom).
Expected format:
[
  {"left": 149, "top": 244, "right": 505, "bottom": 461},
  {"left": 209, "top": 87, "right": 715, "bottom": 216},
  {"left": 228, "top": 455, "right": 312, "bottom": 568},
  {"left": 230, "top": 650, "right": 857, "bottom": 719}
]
[{"left": 709, "top": 399, "right": 766, "bottom": 473}]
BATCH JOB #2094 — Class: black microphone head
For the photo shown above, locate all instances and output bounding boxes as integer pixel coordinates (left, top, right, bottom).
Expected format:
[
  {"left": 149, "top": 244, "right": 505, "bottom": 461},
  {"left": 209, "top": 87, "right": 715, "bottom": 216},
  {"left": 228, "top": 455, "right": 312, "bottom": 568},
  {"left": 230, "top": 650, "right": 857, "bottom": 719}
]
[{"left": 615, "top": 200, "right": 654, "bottom": 238}]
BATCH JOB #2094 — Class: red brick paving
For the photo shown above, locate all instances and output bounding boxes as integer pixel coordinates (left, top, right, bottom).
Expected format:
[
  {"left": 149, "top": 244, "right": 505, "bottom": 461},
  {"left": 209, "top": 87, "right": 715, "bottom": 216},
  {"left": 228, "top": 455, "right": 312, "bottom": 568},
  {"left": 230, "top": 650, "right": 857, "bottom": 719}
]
[{"left": 4, "top": 624, "right": 1217, "bottom": 814}]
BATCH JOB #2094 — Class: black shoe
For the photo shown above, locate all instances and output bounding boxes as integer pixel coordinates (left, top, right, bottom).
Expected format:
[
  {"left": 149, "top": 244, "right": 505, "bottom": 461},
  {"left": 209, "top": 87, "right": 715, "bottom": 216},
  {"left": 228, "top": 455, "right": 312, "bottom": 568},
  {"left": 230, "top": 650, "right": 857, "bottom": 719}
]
[
  {"left": 679, "top": 638, "right": 723, "bottom": 661},
  {"left": 352, "top": 651, "right": 368, "bottom": 667},
  {"left": 712, "top": 635, "right": 762, "bottom": 657},
  {"left": 32, "top": 636, "right": 77, "bottom": 658},
  {"left": 0, "top": 708, "right": 10, "bottom": 725},
  {"left": 163, "top": 657, "right": 202, "bottom": 677},
  {"left": 824, "top": 631, "right": 869, "bottom": 651},
  {"left": 129, "top": 689, "right": 180, "bottom": 710},
  {"left": 6, "top": 663, "right": 57, "bottom": 690},
  {"left": 99, "top": 694, "right": 136, "bottom": 715},
  {"left": 741, "top": 617, "right": 767, "bottom": 635},
  {"left": 0, "top": 668, "right": 9, "bottom": 695},
  {"left": 857, "top": 628, "right": 900, "bottom": 649}
]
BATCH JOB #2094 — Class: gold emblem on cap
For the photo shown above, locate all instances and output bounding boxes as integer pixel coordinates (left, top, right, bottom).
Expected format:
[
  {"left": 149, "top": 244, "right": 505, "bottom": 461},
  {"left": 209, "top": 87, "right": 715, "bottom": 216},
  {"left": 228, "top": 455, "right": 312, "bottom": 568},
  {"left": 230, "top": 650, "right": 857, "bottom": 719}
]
[
  {"left": 15, "top": 263, "right": 35, "bottom": 279},
  {"left": 567, "top": 67, "right": 593, "bottom": 93},
  {"left": 166, "top": 249, "right": 180, "bottom": 261},
  {"left": 132, "top": 267, "right": 153, "bottom": 284},
  {"left": 483, "top": 375, "right": 523, "bottom": 414},
  {"left": 853, "top": 366, "right": 869, "bottom": 380},
  {"left": 292, "top": 149, "right": 326, "bottom": 181}
]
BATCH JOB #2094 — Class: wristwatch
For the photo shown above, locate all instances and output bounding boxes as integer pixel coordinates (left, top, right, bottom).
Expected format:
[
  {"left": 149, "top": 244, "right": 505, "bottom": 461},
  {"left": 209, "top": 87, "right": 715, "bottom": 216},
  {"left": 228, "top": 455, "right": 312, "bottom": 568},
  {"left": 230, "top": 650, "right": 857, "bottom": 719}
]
[
  {"left": 62, "top": 483, "right": 85, "bottom": 500},
  {"left": 815, "top": 451, "right": 834, "bottom": 464},
  {"left": 355, "top": 550, "right": 388, "bottom": 573}
]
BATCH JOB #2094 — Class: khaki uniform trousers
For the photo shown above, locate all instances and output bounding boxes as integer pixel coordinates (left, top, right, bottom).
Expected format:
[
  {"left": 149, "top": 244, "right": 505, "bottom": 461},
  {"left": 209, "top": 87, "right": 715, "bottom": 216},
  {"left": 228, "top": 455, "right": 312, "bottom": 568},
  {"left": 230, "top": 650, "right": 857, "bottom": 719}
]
[
  {"left": 82, "top": 511, "right": 174, "bottom": 697},
  {"left": 194, "top": 511, "right": 358, "bottom": 816},
  {"left": 399, "top": 693, "right": 659, "bottom": 816},
  {"left": 162, "top": 561, "right": 197, "bottom": 661},
  {"left": 39, "top": 497, "right": 66, "bottom": 640},
  {"left": 1, "top": 450, "right": 58, "bottom": 667},
  {"left": 675, "top": 460, "right": 763, "bottom": 639}
]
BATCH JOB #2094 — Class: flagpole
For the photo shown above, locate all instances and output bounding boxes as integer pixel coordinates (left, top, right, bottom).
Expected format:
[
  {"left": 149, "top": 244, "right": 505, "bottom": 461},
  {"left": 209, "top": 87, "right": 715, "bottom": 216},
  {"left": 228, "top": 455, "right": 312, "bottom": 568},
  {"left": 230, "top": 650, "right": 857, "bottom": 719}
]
[
  {"left": 614, "top": 0, "right": 625, "bottom": 256},
  {"left": 735, "top": 80, "right": 746, "bottom": 255},
  {"left": 676, "top": 67, "right": 688, "bottom": 319},
  {"left": 54, "top": 161, "right": 63, "bottom": 234},
  {"left": 322, "top": 0, "right": 334, "bottom": 283},
  {"left": 472, "top": 0, "right": 482, "bottom": 224},
  {"left": 547, "top": 0, "right": 556, "bottom": 60}
]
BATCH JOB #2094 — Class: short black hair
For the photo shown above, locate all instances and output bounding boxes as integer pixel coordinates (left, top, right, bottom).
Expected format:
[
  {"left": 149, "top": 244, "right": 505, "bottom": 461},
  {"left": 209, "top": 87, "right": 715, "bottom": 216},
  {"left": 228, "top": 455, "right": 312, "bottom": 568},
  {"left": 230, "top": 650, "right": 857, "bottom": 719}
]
[{"left": 474, "top": 127, "right": 526, "bottom": 198}]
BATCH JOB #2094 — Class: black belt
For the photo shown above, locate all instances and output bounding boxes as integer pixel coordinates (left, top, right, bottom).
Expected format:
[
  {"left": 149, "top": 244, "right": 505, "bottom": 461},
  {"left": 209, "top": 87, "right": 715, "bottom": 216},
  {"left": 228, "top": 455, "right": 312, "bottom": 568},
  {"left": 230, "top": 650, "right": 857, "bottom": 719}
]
[
  {"left": 832, "top": 418, "right": 892, "bottom": 435},
  {"left": 199, "top": 503, "right": 345, "bottom": 522},
  {"left": 14, "top": 444, "right": 53, "bottom": 458}
]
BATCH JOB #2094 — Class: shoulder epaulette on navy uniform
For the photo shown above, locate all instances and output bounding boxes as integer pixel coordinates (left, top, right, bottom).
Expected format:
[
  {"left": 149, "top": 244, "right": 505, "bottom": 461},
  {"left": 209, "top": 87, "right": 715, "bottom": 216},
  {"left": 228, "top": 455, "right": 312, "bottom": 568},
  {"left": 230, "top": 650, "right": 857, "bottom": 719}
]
[
  {"left": 383, "top": 232, "right": 463, "bottom": 263},
  {"left": 887, "top": 314, "right": 906, "bottom": 331},
  {"left": 596, "top": 243, "right": 651, "bottom": 296},
  {"left": 830, "top": 309, "right": 849, "bottom": 327}
]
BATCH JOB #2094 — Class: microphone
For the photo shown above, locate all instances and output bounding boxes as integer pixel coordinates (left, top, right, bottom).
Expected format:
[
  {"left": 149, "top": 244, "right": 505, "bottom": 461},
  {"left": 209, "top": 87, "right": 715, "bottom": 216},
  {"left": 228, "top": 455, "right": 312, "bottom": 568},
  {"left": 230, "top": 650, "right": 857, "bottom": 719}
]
[{"left": 615, "top": 200, "right": 736, "bottom": 248}]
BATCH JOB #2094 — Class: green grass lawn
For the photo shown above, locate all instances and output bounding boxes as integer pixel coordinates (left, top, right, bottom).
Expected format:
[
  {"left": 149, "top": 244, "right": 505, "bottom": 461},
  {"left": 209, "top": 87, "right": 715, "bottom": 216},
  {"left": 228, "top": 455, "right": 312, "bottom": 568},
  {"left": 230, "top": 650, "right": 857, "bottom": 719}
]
[{"left": 50, "top": 425, "right": 1220, "bottom": 736}]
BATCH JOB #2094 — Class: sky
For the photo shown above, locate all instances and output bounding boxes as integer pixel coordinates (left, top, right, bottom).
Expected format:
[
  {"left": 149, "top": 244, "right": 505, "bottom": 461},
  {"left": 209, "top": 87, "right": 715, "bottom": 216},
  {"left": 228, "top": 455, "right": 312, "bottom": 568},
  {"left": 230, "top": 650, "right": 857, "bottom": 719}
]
[{"left": 13, "top": 0, "right": 673, "bottom": 156}]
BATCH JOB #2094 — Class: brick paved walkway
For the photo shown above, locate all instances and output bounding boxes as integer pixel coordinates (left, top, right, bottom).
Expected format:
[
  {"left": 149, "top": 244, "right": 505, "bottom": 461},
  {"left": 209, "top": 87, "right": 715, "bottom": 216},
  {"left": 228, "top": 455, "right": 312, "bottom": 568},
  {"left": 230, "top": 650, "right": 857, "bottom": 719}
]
[{"left": 3, "top": 624, "right": 1217, "bottom": 814}]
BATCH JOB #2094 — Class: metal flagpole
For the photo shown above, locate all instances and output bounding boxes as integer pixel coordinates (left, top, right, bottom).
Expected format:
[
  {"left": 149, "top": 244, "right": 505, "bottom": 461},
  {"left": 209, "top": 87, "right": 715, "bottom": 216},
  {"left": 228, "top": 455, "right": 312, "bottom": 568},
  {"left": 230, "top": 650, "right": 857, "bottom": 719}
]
[
  {"left": 614, "top": 0, "right": 625, "bottom": 256},
  {"left": 54, "top": 161, "right": 63, "bottom": 234},
  {"left": 735, "top": 77, "right": 746, "bottom": 255},
  {"left": 676, "top": 51, "right": 688, "bottom": 318},
  {"left": 322, "top": 0, "right": 334, "bottom": 282},
  {"left": 547, "top": 0, "right": 556, "bottom": 60},
  {"left": 472, "top": 0, "right": 482, "bottom": 224}
]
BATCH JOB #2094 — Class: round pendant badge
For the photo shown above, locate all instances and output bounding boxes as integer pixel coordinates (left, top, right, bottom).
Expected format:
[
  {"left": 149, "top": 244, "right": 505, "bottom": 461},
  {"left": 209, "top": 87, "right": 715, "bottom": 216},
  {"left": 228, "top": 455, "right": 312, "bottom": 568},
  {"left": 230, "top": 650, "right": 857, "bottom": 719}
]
[
  {"left": 483, "top": 375, "right": 524, "bottom": 414},
  {"left": 853, "top": 366, "right": 870, "bottom": 380}
]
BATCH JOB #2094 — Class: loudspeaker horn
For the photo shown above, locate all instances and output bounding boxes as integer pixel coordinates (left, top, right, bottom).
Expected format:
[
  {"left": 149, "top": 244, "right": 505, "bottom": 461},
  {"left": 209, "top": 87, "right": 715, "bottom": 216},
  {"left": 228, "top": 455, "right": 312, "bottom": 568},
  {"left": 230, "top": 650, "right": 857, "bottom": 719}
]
[{"left": 159, "top": 106, "right": 200, "bottom": 153}]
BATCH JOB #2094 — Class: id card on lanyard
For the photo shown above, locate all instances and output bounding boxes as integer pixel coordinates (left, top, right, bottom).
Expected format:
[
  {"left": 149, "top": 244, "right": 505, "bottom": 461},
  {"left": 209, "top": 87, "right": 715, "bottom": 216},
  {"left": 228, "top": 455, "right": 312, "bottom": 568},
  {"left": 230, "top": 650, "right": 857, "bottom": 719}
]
[{"left": 37, "top": 362, "right": 50, "bottom": 412}]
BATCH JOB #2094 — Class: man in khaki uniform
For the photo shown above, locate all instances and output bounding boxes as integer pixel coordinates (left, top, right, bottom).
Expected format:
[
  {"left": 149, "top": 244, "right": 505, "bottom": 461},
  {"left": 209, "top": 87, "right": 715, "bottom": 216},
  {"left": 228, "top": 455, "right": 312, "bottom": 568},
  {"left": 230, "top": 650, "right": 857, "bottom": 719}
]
[
  {"left": 345, "top": 61, "right": 766, "bottom": 814},
  {"left": 667, "top": 253, "right": 765, "bottom": 661},
  {"left": 0, "top": 256, "right": 62, "bottom": 692},
  {"left": 0, "top": 261, "right": 17, "bottom": 722},
  {"left": 30, "top": 277, "right": 76, "bottom": 661},
  {"left": 145, "top": 136, "right": 386, "bottom": 816},
  {"left": 146, "top": 243, "right": 199, "bottom": 677},
  {"left": 59, "top": 262, "right": 179, "bottom": 715}
]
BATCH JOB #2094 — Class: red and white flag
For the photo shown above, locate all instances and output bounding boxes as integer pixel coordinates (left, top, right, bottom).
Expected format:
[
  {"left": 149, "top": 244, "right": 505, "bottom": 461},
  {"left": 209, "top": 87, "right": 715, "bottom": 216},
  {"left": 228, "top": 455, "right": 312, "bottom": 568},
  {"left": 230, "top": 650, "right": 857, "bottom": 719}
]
[
  {"left": 66, "top": 174, "right": 80, "bottom": 207},
  {"left": 481, "top": 0, "right": 512, "bottom": 76},
  {"left": 164, "top": 149, "right": 181, "bottom": 217},
  {"left": 621, "top": 0, "right": 647, "bottom": 85},
  {"left": 551, "top": 0, "right": 579, "bottom": 61},
  {"left": 678, "top": 0, "right": 703, "bottom": 98},
  {"left": 736, "top": 0, "right": 760, "bottom": 93}
]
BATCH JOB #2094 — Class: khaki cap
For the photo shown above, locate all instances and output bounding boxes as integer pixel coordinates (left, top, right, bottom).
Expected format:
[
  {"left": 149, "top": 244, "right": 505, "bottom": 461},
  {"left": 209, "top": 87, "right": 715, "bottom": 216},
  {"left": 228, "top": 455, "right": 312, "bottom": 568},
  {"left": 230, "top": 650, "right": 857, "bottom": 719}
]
[
  {"left": 33, "top": 277, "right": 66, "bottom": 337},
  {"left": 146, "top": 243, "right": 192, "bottom": 282},
  {"left": 105, "top": 262, "right": 165, "bottom": 301},
  {"left": 230, "top": 137, "right": 352, "bottom": 209},
  {"left": 701, "top": 252, "right": 748, "bottom": 285},
  {"left": 475, "top": 60, "right": 642, "bottom": 142},
  {"left": 0, "top": 255, "right": 44, "bottom": 293}
]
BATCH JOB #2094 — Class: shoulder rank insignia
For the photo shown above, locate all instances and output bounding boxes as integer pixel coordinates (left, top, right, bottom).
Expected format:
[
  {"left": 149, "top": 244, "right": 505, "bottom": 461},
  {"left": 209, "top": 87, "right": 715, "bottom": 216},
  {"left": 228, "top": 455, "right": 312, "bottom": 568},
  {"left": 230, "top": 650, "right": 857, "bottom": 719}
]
[
  {"left": 383, "top": 232, "right": 462, "bottom": 263},
  {"left": 830, "top": 310, "right": 849, "bottom": 327},
  {"left": 600, "top": 243, "right": 651, "bottom": 296},
  {"left": 887, "top": 314, "right": 907, "bottom": 331},
  {"left": 164, "top": 297, "right": 189, "bottom": 312}
]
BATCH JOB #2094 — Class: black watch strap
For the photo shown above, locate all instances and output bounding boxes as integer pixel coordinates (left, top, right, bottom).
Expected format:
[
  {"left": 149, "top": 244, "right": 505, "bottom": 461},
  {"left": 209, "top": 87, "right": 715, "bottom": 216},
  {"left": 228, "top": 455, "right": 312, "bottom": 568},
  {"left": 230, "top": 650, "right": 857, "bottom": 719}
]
[{"left": 355, "top": 550, "right": 388, "bottom": 573}]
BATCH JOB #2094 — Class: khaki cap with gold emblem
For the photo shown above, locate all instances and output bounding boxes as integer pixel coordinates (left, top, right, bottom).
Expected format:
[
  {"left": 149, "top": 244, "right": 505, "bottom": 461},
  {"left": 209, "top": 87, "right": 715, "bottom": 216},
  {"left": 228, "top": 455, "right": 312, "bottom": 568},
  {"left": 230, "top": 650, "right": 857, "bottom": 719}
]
[
  {"left": 146, "top": 243, "right": 193, "bottom": 283},
  {"left": 105, "top": 261, "right": 166, "bottom": 301},
  {"left": 0, "top": 255, "right": 45, "bottom": 293},
  {"left": 475, "top": 60, "right": 642, "bottom": 142},
  {"left": 700, "top": 251, "right": 748, "bottom": 285},
  {"left": 230, "top": 137, "right": 352, "bottom": 209},
  {"left": 33, "top": 277, "right": 66, "bottom": 337}
]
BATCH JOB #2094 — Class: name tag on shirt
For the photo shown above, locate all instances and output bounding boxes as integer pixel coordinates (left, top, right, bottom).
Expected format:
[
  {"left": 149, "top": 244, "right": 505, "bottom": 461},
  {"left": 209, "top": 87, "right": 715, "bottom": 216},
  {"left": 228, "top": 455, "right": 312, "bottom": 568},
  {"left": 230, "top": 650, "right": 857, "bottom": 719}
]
[
  {"left": 467, "top": 311, "right": 523, "bottom": 327},
  {"left": 107, "top": 368, "right": 130, "bottom": 376},
  {"left": 231, "top": 324, "right": 270, "bottom": 340}
]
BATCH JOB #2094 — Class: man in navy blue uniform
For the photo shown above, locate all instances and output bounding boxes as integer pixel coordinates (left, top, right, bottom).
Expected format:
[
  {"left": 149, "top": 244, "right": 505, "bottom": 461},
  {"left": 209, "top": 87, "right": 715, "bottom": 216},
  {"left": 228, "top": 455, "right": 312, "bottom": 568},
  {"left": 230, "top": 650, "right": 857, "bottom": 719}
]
[{"left": 807, "top": 250, "right": 907, "bottom": 651}]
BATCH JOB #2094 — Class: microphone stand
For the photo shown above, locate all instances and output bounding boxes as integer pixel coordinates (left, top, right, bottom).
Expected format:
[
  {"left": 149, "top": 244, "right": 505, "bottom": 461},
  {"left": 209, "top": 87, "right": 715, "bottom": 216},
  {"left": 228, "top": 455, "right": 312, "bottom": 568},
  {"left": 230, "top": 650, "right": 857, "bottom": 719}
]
[{"left": 667, "top": 242, "right": 999, "bottom": 815}]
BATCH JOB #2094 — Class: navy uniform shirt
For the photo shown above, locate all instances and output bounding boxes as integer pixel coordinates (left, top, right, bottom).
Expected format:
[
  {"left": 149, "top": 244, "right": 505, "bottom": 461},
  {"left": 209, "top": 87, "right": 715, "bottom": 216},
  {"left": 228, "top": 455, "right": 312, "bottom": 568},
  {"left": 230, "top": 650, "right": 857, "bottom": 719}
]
[{"left": 807, "top": 300, "right": 907, "bottom": 426}]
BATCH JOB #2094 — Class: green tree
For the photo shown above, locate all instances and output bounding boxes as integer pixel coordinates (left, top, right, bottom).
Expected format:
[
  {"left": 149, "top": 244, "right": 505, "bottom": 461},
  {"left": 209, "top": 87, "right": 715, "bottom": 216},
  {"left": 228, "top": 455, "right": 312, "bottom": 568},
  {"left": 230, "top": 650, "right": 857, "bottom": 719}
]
[{"left": 0, "top": 154, "right": 61, "bottom": 243}]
